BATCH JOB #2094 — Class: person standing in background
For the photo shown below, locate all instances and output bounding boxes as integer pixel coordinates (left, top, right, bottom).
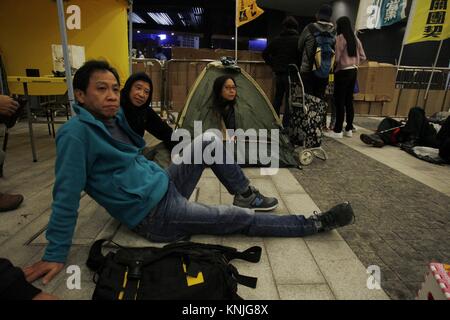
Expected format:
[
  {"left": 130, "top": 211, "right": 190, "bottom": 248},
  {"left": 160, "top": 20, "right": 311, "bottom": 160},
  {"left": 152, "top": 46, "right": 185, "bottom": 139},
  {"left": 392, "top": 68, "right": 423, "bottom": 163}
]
[
  {"left": 325, "top": 16, "right": 366, "bottom": 139},
  {"left": 262, "top": 16, "right": 300, "bottom": 128},
  {"left": 154, "top": 47, "right": 167, "bottom": 61},
  {"left": 297, "top": 4, "right": 336, "bottom": 99}
]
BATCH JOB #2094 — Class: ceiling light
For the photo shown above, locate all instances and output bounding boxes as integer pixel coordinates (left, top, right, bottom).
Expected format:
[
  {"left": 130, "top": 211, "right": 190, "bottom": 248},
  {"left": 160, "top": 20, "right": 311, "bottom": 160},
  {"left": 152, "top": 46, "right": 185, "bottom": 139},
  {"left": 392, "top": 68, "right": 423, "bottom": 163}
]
[
  {"left": 178, "top": 13, "right": 187, "bottom": 26},
  {"left": 148, "top": 12, "right": 174, "bottom": 26},
  {"left": 131, "top": 13, "right": 145, "bottom": 24}
]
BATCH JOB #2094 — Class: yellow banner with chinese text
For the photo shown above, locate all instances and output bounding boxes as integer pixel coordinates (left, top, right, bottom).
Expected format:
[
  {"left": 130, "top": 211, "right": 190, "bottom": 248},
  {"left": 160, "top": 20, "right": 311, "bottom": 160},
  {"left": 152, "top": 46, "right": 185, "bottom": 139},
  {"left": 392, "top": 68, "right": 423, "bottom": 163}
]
[{"left": 403, "top": 0, "right": 450, "bottom": 44}]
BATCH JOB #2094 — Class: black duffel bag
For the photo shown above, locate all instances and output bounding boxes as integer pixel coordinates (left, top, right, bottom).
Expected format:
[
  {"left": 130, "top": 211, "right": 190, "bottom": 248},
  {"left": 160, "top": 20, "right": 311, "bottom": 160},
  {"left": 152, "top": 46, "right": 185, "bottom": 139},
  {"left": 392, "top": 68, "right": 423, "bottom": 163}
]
[{"left": 86, "top": 239, "right": 262, "bottom": 300}]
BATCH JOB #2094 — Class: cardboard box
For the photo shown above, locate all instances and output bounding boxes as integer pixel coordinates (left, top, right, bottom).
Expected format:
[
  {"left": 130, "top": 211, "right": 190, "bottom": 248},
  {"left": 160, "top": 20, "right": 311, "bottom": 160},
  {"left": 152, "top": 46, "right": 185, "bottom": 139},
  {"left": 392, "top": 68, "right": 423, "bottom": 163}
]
[
  {"left": 357, "top": 61, "right": 378, "bottom": 93},
  {"left": 357, "top": 61, "right": 396, "bottom": 102},
  {"left": 377, "top": 63, "right": 397, "bottom": 101},
  {"left": 353, "top": 93, "right": 365, "bottom": 101},
  {"left": 364, "top": 94, "right": 376, "bottom": 102},
  {"left": 375, "top": 94, "right": 392, "bottom": 102},
  {"left": 353, "top": 101, "right": 370, "bottom": 115},
  {"left": 368, "top": 102, "right": 383, "bottom": 116}
]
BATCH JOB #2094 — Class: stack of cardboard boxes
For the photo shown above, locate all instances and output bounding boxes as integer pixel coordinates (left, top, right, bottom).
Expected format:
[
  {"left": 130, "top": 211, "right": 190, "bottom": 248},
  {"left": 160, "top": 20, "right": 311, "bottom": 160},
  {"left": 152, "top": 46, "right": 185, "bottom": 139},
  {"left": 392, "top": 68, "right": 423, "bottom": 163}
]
[{"left": 353, "top": 61, "right": 397, "bottom": 116}]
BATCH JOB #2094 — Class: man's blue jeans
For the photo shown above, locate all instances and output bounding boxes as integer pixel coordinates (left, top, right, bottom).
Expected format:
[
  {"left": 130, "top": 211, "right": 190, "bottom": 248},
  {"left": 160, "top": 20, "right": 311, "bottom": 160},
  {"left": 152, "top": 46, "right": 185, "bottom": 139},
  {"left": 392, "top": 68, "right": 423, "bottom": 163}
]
[{"left": 133, "top": 133, "right": 317, "bottom": 242}]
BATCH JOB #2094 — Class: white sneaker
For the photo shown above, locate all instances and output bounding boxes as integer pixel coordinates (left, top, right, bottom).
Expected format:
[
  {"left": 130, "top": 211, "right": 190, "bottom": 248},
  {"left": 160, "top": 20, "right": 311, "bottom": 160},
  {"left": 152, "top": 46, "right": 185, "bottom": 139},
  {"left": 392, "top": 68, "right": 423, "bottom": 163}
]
[
  {"left": 344, "top": 130, "right": 353, "bottom": 137},
  {"left": 323, "top": 131, "right": 343, "bottom": 139}
]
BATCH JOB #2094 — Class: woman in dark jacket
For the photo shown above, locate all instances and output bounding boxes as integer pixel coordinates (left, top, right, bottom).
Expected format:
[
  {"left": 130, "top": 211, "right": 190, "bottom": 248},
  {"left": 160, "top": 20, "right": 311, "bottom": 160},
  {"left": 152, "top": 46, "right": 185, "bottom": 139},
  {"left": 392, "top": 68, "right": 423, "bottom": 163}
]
[
  {"left": 212, "top": 75, "right": 238, "bottom": 131},
  {"left": 120, "top": 72, "right": 176, "bottom": 151}
]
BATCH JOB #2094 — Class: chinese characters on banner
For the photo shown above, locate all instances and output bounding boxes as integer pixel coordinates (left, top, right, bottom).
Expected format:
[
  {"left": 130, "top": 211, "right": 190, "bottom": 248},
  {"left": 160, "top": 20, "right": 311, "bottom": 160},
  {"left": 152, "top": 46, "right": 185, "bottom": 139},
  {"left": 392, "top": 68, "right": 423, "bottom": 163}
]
[
  {"left": 380, "top": 0, "right": 408, "bottom": 26},
  {"left": 236, "top": 0, "right": 264, "bottom": 27},
  {"left": 404, "top": 0, "right": 450, "bottom": 44},
  {"left": 356, "top": 0, "right": 407, "bottom": 30}
]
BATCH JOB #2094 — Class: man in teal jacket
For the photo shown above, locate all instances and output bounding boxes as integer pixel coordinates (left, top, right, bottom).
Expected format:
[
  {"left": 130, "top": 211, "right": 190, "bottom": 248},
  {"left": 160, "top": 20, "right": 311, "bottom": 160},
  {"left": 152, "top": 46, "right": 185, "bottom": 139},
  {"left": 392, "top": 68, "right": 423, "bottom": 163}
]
[{"left": 24, "top": 60, "right": 354, "bottom": 285}]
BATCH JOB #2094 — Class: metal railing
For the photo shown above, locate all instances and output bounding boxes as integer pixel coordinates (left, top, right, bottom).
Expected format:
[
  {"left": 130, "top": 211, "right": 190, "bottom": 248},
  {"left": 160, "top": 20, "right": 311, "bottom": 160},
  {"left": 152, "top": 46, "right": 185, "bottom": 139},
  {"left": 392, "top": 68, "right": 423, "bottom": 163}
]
[
  {"left": 396, "top": 66, "right": 450, "bottom": 90},
  {"left": 395, "top": 66, "right": 449, "bottom": 115}
]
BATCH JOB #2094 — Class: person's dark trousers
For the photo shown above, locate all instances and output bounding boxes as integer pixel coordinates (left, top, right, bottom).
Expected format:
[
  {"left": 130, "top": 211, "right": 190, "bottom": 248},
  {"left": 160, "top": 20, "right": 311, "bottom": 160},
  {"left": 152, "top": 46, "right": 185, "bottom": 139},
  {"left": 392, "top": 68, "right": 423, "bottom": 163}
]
[
  {"left": 333, "top": 69, "right": 357, "bottom": 133},
  {"left": 376, "top": 117, "right": 403, "bottom": 145},
  {"left": 273, "top": 73, "right": 290, "bottom": 128},
  {"left": 300, "top": 72, "right": 328, "bottom": 99}
]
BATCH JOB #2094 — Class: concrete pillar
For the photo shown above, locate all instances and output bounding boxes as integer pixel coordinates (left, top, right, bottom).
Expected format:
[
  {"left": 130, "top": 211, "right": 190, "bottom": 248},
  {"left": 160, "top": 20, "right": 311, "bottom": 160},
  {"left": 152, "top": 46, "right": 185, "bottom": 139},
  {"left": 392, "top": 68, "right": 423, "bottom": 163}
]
[{"left": 331, "top": 0, "right": 359, "bottom": 26}]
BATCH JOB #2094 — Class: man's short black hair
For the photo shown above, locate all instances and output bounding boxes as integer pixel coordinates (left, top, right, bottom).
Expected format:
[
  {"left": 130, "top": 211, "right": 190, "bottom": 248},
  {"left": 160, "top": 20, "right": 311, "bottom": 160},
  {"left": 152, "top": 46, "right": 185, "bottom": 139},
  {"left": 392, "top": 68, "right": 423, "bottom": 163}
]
[
  {"left": 73, "top": 60, "right": 120, "bottom": 93},
  {"left": 282, "top": 16, "right": 298, "bottom": 30}
]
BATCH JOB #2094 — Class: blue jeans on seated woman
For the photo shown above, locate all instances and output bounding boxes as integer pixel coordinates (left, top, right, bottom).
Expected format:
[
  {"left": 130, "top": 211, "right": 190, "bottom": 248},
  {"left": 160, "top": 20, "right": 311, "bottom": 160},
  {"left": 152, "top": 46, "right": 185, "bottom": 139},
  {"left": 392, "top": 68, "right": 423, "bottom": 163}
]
[{"left": 132, "top": 132, "right": 317, "bottom": 242}]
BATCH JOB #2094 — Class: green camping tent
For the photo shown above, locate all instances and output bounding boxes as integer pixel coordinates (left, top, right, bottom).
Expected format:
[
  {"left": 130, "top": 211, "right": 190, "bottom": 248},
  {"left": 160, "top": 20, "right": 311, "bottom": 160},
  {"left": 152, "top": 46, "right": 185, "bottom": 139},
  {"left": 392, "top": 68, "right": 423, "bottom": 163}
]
[{"left": 176, "top": 61, "right": 298, "bottom": 168}]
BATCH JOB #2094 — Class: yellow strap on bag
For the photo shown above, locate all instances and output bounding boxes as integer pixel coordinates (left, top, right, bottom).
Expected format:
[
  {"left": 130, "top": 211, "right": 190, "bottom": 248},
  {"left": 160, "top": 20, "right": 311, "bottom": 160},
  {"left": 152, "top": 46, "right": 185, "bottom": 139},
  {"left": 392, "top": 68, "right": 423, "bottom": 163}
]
[{"left": 118, "top": 268, "right": 129, "bottom": 300}]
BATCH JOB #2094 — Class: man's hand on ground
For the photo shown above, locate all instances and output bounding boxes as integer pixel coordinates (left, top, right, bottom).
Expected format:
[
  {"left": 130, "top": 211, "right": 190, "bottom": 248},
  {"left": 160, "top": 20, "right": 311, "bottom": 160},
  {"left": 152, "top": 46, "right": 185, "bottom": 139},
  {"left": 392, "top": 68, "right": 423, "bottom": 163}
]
[
  {"left": 32, "top": 292, "right": 59, "bottom": 300},
  {"left": 23, "top": 261, "right": 65, "bottom": 285},
  {"left": 0, "top": 95, "right": 19, "bottom": 117}
]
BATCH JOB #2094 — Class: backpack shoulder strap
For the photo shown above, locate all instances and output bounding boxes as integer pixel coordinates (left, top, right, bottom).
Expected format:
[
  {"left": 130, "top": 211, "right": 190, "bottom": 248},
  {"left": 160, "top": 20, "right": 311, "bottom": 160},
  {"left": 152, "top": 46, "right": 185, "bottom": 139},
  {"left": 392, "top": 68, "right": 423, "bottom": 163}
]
[
  {"left": 163, "top": 241, "right": 262, "bottom": 263},
  {"left": 225, "top": 246, "right": 262, "bottom": 263},
  {"left": 86, "top": 239, "right": 110, "bottom": 271},
  {"left": 229, "top": 264, "right": 258, "bottom": 288}
]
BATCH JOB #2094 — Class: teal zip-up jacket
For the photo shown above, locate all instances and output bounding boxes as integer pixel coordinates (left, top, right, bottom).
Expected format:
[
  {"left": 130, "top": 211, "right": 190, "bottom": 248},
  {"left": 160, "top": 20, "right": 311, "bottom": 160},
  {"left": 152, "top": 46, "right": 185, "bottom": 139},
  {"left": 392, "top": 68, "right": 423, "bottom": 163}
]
[{"left": 43, "top": 104, "right": 169, "bottom": 263}]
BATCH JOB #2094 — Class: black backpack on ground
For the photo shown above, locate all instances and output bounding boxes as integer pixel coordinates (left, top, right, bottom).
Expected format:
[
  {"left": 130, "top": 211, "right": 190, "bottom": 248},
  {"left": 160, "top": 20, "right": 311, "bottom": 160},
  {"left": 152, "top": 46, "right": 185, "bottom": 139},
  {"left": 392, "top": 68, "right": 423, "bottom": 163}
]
[{"left": 86, "top": 239, "right": 262, "bottom": 300}]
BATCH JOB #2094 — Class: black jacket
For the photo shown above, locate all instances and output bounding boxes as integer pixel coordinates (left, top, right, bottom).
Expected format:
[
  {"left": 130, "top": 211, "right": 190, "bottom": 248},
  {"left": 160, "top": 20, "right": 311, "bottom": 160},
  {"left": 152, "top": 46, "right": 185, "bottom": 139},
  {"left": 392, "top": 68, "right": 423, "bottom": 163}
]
[
  {"left": 0, "top": 258, "right": 41, "bottom": 300},
  {"left": 120, "top": 73, "right": 176, "bottom": 151},
  {"left": 122, "top": 105, "right": 176, "bottom": 151},
  {"left": 262, "top": 29, "right": 300, "bottom": 74}
]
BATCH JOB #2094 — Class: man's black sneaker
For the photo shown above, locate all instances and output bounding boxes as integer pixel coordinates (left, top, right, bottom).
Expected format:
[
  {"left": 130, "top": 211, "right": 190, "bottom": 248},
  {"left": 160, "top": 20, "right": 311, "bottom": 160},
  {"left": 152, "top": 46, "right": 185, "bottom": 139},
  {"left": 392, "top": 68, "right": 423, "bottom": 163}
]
[
  {"left": 233, "top": 186, "right": 279, "bottom": 211},
  {"left": 311, "top": 202, "right": 355, "bottom": 232},
  {"left": 360, "top": 133, "right": 385, "bottom": 147}
]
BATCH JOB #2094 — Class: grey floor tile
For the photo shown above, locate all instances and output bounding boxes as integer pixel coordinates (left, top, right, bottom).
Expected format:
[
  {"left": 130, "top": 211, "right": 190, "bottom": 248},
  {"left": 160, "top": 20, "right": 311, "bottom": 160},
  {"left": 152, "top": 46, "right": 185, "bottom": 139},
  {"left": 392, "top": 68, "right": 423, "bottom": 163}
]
[
  {"left": 264, "top": 238, "right": 325, "bottom": 285},
  {"left": 278, "top": 284, "right": 335, "bottom": 300}
]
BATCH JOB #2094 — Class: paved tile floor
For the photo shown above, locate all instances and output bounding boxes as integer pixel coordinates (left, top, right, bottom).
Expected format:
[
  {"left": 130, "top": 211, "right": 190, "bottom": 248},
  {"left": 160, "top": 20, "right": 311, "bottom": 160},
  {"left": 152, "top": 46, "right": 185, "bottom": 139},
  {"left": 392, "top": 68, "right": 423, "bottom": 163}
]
[
  {"left": 1, "top": 116, "right": 448, "bottom": 300},
  {"left": 292, "top": 117, "right": 450, "bottom": 299}
]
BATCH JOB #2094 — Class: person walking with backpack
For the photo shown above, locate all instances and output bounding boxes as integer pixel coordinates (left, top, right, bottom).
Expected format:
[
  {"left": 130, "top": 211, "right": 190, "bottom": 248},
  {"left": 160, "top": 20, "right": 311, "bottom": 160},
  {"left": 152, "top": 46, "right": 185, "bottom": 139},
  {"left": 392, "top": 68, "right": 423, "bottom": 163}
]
[
  {"left": 262, "top": 16, "right": 300, "bottom": 127},
  {"left": 298, "top": 4, "right": 336, "bottom": 99},
  {"left": 324, "top": 16, "right": 366, "bottom": 139}
]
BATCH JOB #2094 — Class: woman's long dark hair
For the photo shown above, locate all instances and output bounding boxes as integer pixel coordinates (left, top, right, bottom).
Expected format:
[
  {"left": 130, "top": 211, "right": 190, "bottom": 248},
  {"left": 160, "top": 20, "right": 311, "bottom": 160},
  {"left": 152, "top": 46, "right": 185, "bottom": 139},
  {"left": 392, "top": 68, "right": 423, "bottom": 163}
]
[
  {"left": 336, "top": 16, "right": 357, "bottom": 57},
  {"left": 212, "top": 75, "right": 236, "bottom": 115},
  {"left": 120, "top": 72, "right": 153, "bottom": 109}
]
